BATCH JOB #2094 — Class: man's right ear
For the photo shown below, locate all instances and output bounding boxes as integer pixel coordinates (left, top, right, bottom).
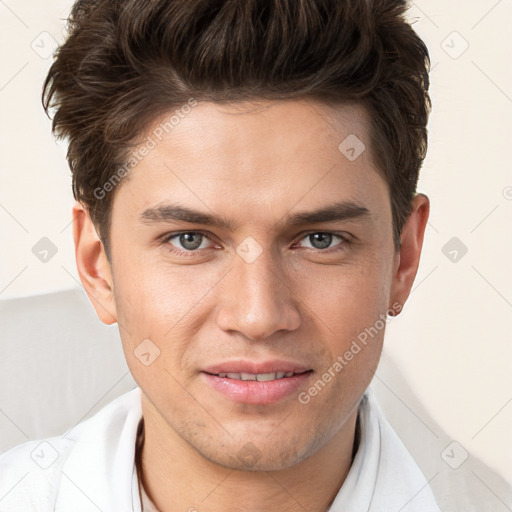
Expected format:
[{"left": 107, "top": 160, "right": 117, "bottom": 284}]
[{"left": 72, "top": 202, "right": 117, "bottom": 325}]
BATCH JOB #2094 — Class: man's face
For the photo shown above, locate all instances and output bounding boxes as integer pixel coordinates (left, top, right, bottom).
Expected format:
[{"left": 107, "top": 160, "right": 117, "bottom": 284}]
[{"left": 107, "top": 100, "right": 398, "bottom": 470}]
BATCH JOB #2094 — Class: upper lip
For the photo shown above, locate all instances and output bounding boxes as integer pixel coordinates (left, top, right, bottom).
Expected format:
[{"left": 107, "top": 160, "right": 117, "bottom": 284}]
[{"left": 202, "top": 360, "right": 312, "bottom": 375}]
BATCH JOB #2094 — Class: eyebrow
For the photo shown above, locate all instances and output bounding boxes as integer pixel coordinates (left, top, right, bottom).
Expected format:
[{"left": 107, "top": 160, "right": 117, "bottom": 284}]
[
  {"left": 139, "top": 201, "right": 372, "bottom": 230},
  {"left": 285, "top": 201, "right": 371, "bottom": 227}
]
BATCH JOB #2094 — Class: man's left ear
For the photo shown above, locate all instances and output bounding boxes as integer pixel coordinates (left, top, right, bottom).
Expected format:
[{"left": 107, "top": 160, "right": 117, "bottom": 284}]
[{"left": 389, "top": 193, "right": 430, "bottom": 313}]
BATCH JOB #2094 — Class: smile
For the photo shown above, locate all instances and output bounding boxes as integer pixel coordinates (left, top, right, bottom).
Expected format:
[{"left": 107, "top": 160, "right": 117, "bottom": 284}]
[
  {"left": 201, "top": 370, "right": 313, "bottom": 404},
  {"left": 214, "top": 370, "right": 310, "bottom": 381}
]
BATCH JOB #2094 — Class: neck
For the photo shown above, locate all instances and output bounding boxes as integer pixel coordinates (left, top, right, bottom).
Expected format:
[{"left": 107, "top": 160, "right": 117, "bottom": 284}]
[{"left": 138, "top": 396, "right": 360, "bottom": 512}]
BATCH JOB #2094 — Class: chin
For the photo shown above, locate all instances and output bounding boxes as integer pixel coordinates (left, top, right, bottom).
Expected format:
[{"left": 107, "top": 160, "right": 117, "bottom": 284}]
[{"left": 200, "top": 437, "right": 313, "bottom": 472}]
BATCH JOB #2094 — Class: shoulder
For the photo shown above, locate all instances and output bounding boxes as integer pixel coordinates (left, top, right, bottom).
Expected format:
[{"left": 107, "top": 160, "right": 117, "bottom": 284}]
[
  {"left": 363, "top": 388, "right": 512, "bottom": 512},
  {"left": 0, "top": 437, "right": 71, "bottom": 511},
  {"left": 0, "top": 387, "right": 142, "bottom": 512}
]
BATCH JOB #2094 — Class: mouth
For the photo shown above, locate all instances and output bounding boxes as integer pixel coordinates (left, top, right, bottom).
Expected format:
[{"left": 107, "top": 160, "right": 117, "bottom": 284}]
[
  {"left": 200, "top": 363, "right": 314, "bottom": 404},
  {"left": 205, "top": 370, "right": 312, "bottom": 381}
]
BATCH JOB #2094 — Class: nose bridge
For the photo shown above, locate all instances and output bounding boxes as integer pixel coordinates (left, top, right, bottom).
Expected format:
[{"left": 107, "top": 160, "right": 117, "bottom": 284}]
[
  {"left": 239, "top": 248, "right": 281, "bottom": 305},
  {"left": 216, "top": 244, "right": 301, "bottom": 339}
]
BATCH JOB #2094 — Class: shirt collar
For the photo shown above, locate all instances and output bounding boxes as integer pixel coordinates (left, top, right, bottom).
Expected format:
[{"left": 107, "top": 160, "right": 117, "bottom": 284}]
[
  {"left": 328, "top": 386, "right": 441, "bottom": 511},
  {"left": 55, "top": 385, "right": 439, "bottom": 512}
]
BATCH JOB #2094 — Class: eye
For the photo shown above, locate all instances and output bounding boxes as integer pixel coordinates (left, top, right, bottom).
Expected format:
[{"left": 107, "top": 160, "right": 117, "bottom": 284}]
[
  {"left": 166, "top": 232, "right": 213, "bottom": 251},
  {"left": 296, "top": 232, "right": 347, "bottom": 250}
]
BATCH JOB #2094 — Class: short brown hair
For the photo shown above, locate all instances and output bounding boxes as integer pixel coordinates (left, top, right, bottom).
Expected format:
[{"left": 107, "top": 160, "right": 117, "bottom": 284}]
[{"left": 43, "top": 0, "right": 431, "bottom": 258}]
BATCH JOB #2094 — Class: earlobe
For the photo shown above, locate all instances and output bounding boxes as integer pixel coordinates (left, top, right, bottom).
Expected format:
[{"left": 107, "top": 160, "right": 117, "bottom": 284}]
[
  {"left": 72, "top": 202, "right": 117, "bottom": 325},
  {"left": 389, "top": 194, "right": 430, "bottom": 312}
]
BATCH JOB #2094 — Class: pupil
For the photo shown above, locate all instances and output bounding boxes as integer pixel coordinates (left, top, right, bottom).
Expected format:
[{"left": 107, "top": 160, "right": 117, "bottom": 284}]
[
  {"left": 180, "top": 233, "right": 202, "bottom": 250},
  {"left": 310, "top": 233, "right": 332, "bottom": 249}
]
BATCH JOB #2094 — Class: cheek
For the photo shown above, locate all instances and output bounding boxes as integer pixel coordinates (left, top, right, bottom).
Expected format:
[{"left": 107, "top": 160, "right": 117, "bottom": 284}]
[
  {"left": 296, "top": 252, "right": 392, "bottom": 342},
  {"left": 292, "top": 253, "right": 391, "bottom": 401},
  {"left": 298, "top": 263, "right": 389, "bottom": 415},
  {"left": 112, "top": 250, "right": 221, "bottom": 330},
  {"left": 110, "top": 254, "right": 223, "bottom": 377}
]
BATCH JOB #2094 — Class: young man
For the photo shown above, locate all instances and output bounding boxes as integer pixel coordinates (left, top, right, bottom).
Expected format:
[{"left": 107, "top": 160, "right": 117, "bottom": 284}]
[{"left": 0, "top": 0, "right": 440, "bottom": 510}]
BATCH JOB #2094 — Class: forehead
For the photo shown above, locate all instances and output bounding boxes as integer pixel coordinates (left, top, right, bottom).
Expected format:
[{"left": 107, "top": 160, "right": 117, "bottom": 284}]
[
  {"left": 142, "top": 99, "right": 373, "bottom": 169},
  {"left": 113, "top": 99, "right": 389, "bottom": 226}
]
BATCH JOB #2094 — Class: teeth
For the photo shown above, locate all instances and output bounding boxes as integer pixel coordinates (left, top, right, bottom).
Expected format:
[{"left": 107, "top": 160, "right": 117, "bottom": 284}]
[
  {"left": 256, "top": 373, "right": 276, "bottom": 382},
  {"left": 217, "top": 371, "right": 300, "bottom": 381}
]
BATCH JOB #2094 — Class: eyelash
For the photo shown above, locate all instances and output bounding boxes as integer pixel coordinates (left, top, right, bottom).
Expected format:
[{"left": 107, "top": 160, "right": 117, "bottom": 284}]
[{"left": 161, "top": 231, "right": 351, "bottom": 257}]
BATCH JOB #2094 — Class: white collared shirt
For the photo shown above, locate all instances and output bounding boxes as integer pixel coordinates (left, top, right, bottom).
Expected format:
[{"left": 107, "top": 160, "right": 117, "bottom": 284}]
[{"left": 0, "top": 387, "right": 441, "bottom": 512}]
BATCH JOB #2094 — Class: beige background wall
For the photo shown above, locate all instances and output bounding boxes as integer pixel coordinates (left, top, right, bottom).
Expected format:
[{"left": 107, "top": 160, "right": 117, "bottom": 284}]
[{"left": 1, "top": 0, "right": 511, "bottom": 486}]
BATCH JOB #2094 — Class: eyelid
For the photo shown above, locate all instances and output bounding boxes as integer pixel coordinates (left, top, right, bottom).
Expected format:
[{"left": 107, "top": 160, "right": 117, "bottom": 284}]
[
  {"left": 294, "top": 231, "right": 350, "bottom": 250},
  {"left": 162, "top": 230, "right": 213, "bottom": 241},
  {"left": 162, "top": 230, "right": 218, "bottom": 254}
]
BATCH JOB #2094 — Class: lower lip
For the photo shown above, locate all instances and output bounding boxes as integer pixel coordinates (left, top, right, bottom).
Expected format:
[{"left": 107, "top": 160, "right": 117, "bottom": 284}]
[{"left": 201, "top": 371, "right": 313, "bottom": 405}]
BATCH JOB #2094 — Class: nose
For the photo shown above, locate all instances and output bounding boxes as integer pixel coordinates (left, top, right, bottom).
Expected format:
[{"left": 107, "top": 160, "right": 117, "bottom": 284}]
[{"left": 215, "top": 246, "right": 301, "bottom": 340}]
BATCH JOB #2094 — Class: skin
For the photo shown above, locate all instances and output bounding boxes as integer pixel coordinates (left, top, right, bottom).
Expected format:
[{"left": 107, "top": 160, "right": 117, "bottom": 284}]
[{"left": 73, "top": 99, "right": 429, "bottom": 512}]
